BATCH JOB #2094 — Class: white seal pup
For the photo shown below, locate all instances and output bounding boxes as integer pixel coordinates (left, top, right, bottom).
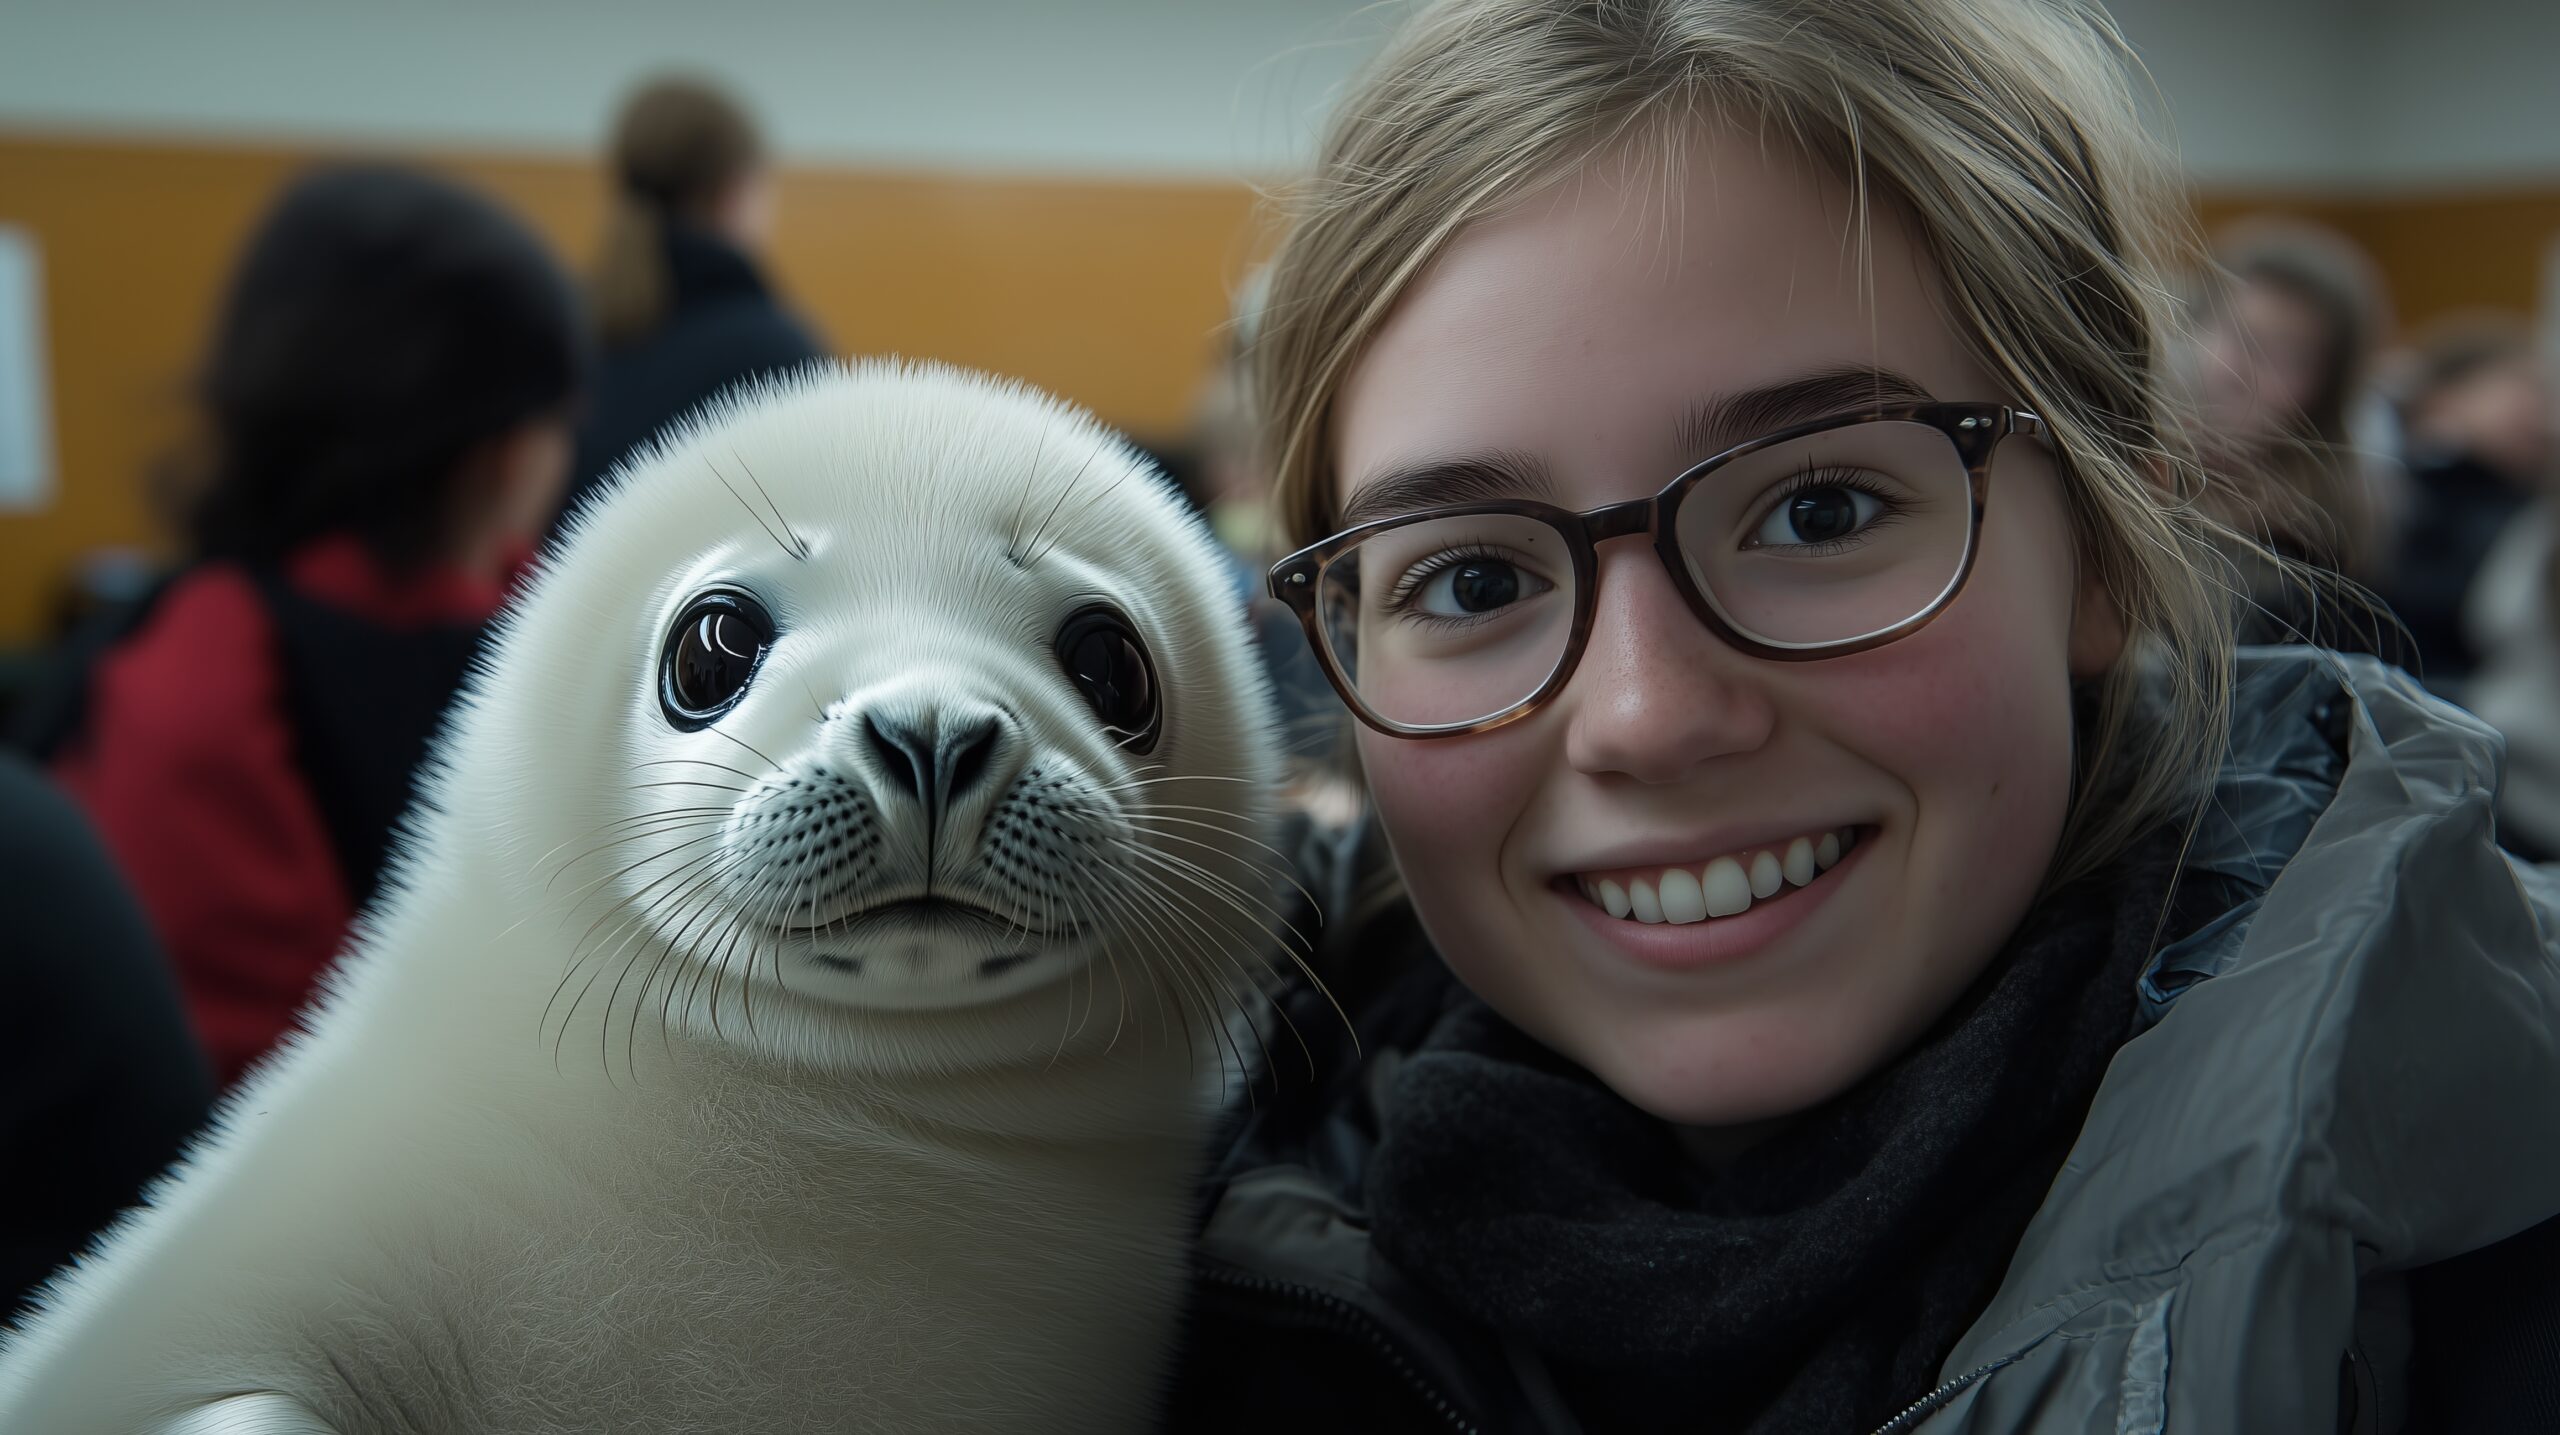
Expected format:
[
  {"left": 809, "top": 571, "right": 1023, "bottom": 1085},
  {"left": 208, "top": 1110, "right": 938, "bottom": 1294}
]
[{"left": 0, "top": 361, "right": 1289, "bottom": 1434}]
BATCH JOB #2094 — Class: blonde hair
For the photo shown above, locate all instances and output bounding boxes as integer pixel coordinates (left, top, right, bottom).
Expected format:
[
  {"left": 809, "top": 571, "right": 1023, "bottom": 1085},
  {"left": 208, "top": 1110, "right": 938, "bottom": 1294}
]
[
  {"left": 1255, "top": 0, "right": 2255, "bottom": 886},
  {"left": 592, "top": 76, "right": 764, "bottom": 345}
]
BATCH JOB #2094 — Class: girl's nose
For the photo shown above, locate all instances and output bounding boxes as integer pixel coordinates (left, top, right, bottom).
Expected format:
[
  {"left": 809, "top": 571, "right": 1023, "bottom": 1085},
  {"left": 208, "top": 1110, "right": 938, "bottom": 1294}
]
[{"left": 1559, "top": 546, "right": 1777, "bottom": 785}]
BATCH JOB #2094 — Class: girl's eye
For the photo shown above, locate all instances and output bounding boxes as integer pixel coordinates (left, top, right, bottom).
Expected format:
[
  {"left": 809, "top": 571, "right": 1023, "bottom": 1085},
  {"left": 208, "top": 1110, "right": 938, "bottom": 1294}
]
[
  {"left": 1409, "top": 555, "right": 1554, "bottom": 618},
  {"left": 1748, "top": 483, "right": 1886, "bottom": 549}
]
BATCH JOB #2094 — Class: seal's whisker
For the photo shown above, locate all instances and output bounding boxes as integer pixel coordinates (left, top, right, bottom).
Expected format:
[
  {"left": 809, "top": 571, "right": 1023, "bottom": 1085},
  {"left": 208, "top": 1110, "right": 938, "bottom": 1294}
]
[
  {"left": 535, "top": 810, "right": 729, "bottom": 883},
  {"left": 541, "top": 816, "right": 728, "bottom": 896},
  {"left": 1018, "top": 446, "right": 1101, "bottom": 569},
  {"left": 1110, "top": 832, "right": 1315, "bottom": 956},
  {"left": 1094, "top": 857, "right": 1261, "bottom": 1033},
  {"left": 626, "top": 845, "right": 759, "bottom": 1078},
  {"left": 727, "top": 449, "right": 810, "bottom": 561},
  {"left": 713, "top": 830, "right": 825, "bottom": 1043},
  {"left": 544, "top": 844, "right": 730, "bottom": 1067},
  {"left": 621, "top": 870, "right": 725, "bottom": 1082},
  {"left": 703, "top": 451, "right": 805, "bottom": 563},
  {"left": 1111, "top": 837, "right": 1354, "bottom": 1057},
  {"left": 630, "top": 779, "right": 753, "bottom": 796},
  {"left": 634, "top": 757, "right": 765, "bottom": 783},
  {"left": 1001, "top": 423, "right": 1054, "bottom": 564},
  {"left": 1133, "top": 878, "right": 1266, "bottom": 1083},
  {"left": 1116, "top": 810, "right": 1325, "bottom": 924},
  {"left": 703, "top": 725, "right": 782, "bottom": 772},
  {"left": 1109, "top": 855, "right": 1305, "bottom": 1082},
  {"left": 1030, "top": 461, "right": 1144, "bottom": 568},
  {"left": 1067, "top": 873, "right": 1204, "bottom": 1068},
  {"left": 552, "top": 831, "right": 738, "bottom": 1008},
  {"left": 665, "top": 843, "right": 777, "bottom": 1055},
  {"left": 1101, "top": 878, "right": 1207, "bottom": 1064},
  {"left": 589, "top": 847, "right": 748, "bottom": 1078},
  {"left": 545, "top": 829, "right": 732, "bottom": 982}
]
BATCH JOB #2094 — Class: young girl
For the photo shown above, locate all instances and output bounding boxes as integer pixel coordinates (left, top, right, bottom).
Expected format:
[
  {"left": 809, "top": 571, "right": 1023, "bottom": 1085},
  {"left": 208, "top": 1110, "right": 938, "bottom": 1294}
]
[{"left": 1169, "top": 1, "right": 2560, "bottom": 1431}]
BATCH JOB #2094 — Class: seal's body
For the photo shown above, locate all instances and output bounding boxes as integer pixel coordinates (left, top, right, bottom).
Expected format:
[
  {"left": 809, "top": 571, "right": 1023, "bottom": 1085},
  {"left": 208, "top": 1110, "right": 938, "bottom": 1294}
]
[{"left": 0, "top": 363, "right": 1283, "bottom": 1434}]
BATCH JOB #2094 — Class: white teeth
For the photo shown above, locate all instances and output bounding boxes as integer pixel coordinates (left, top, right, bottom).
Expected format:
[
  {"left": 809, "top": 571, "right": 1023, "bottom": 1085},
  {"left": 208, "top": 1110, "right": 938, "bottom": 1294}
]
[
  {"left": 1701, "top": 857, "right": 1753, "bottom": 918},
  {"left": 1748, "top": 850, "right": 1783, "bottom": 900},
  {"left": 1783, "top": 836, "right": 1816, "bottom": 888},
  {"left": 1657, "top": 868, "right": 1707, "bottom": 924},
  {"left": 1577, "top": 827, "right": 1859, "bottom": 926}
]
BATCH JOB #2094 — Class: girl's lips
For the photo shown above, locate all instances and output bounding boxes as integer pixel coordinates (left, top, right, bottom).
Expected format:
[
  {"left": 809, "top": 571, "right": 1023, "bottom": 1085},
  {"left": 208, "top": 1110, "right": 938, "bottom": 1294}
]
[{"left": 1555, "top": 827, "right": 1871, "bottom": 972}]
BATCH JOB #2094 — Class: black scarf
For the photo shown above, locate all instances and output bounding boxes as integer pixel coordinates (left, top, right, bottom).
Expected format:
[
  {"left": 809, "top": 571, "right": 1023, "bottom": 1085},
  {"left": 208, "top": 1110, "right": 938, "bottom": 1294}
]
[{"left": 1366, "top": 832, "right": 2179, "bottom": 1433}]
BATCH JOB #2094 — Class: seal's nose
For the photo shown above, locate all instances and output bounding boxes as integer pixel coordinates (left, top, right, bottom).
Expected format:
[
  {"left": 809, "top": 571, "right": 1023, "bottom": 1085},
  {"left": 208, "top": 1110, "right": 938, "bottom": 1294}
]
[{"left": 864, "top": 709, "right": 1005, "bottom": 813}]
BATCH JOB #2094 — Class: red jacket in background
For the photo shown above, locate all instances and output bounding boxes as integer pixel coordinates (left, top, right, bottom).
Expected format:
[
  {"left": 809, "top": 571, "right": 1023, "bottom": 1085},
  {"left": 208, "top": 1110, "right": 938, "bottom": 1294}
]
[{"left": 53, "top": 535, "right": 519, "bottom": 1087}]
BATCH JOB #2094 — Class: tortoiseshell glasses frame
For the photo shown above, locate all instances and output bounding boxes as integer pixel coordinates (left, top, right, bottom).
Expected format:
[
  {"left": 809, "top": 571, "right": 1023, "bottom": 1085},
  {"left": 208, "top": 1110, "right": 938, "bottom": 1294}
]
[{"left": 1265, "top": 403, "right": 2044, "bottom": 739}]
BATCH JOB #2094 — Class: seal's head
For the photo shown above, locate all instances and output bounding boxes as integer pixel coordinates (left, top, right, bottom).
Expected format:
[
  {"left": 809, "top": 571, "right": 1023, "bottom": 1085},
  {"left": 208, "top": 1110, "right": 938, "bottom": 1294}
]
[{"left": 450, "top": 362, "right": 1281, "bottom": 1075}]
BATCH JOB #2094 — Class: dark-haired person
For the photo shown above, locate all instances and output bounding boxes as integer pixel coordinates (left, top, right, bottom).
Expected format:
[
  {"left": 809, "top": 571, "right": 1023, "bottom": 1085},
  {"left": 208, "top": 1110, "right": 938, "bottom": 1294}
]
[
  {"left": 554, "top": 75, "right": 823, "bottom": 530},
  {"left": 35, "top": 165, "right": 588, "bottom": 1086}
]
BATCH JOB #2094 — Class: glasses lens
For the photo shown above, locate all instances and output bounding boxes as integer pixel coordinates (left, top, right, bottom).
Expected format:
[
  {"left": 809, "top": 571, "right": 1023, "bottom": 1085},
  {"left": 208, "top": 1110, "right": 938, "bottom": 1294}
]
[
  {"left": 1671, "top": 421, "right": 1976, "bottom": 647},
  {"left": 1315, "top": 512, "right": 1576, "bottom": 730}
]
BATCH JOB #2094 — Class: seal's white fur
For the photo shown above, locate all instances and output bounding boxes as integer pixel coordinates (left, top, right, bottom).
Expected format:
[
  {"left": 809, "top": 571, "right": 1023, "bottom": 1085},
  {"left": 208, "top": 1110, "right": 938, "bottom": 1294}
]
[{"left": 0, "top": 362, "right": 1284, "bottom": 1433}]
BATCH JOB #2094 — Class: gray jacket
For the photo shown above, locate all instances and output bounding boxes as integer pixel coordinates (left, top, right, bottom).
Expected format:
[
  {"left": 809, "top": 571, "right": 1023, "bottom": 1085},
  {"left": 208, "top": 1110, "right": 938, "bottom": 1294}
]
[
  {"left": 1905, "top": 653, "right": 2560, "bottom": 1432},
  {"left": 1177, "top": 650, "right": 2560, "bottom": 1433}
]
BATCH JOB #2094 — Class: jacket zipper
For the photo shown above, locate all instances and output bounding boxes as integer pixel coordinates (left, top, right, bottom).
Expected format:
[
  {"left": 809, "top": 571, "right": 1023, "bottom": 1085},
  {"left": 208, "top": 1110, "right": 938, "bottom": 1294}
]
[
  {"left": 1202, "top": 1264, "right": 1482, "bottom": 1433},
  {"left": 1866, "top": 1355, "right": 2019, "bottom": 1435}
]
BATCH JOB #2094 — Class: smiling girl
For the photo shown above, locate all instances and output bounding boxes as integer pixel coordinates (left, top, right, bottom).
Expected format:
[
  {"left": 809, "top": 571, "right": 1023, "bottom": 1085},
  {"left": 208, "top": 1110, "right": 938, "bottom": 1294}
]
[{"left": 1169, "top": 1, "right": 2560, "bottom": 1431}]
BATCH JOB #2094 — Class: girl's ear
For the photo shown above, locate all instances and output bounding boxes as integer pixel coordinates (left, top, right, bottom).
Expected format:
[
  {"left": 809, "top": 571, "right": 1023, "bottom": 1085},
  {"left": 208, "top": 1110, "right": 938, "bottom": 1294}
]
[{"left": 2069, "top": 566, "right": 2127, "bottom": 678}]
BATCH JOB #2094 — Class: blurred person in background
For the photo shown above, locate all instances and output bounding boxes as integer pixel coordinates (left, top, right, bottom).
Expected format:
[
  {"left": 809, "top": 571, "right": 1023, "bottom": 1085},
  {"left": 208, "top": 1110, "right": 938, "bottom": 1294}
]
[
  {"left": 2378, "top": 312, "right": 2553, "bottom": 689},
  {"left": 2464, "top": 506, "right": 2560, "bottom": 862},
  {"left": 0, "top": 749, "right": 213, "bottom": 1321},
  {"left": 2190, "top": 217, "right": 2401, "bottom": 588},
  {"left": 554, "top": 75, "right": 822, "bottom": 529},
  {"left": 22, "top": 164, "right": 588, "bottom": 1087}
]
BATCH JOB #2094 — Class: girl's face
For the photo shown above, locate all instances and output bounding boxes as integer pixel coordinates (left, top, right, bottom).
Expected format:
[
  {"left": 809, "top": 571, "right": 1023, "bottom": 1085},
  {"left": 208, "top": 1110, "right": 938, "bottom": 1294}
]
[{"left": 1331, "top": 130, "right": 2120, "bottom": 1127}]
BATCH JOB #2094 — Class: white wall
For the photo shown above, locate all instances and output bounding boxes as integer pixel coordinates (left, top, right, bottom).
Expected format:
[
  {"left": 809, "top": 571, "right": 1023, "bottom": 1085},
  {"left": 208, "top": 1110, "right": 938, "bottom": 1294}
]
[
  {"left": 2351, "top": 0, "right": 2560, "bottom": 187},
  {"left": 0, "top": 0, "right": 2553, "bottom": 188},
  {"left": 0, "top": 0, "right": 1387, "bottom": 178},
  {"left": 2103, "top": 0, "right": 2363, "bottom": 187}
]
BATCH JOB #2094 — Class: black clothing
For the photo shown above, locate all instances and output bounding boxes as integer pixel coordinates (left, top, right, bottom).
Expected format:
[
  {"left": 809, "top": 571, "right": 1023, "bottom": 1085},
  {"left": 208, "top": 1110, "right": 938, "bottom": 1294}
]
[
  {"left": 0, "top": 753, "right": 214, "bottom": 1320},
  {"left": 1366, "top": 837, "right": 2177, "bottom": 1432},
  {"left": 249, "top": 573, "right": 485, "bottom": 909},
  {"left": 1169, "top": 822, "right": 2179, "bottom": 1434},
  {"left": 2379, "top": 451, "right": 2532, "bottom": 689},
  {"left": 556, "top": 225, "right": 822, "bottom": 527}
]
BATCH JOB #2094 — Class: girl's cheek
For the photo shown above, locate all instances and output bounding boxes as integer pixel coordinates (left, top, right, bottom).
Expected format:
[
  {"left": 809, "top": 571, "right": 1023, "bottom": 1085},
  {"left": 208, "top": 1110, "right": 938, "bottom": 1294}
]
[
  {"left": 1358, "top": 728, "right": 1536, "bottom": 855},
  {"left": 1808, "top": 581, "right": 2079, "bottom": 837}
]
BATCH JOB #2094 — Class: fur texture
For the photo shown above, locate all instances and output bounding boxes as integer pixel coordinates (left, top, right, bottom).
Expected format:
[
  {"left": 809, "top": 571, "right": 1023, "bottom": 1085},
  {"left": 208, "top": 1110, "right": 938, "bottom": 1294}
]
[{"left": 0, "top": 362, "right": 1285, "bottom": 1433}]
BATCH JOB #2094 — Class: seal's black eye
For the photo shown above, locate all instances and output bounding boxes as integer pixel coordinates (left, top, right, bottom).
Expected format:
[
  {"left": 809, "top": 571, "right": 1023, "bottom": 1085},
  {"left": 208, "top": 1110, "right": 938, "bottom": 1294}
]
[
  {"left": 1056, "top": 605, "right": 1160, "bottom": 753},
  {"left": 659, "top": 590, "right": 775, "bottom": 730}
]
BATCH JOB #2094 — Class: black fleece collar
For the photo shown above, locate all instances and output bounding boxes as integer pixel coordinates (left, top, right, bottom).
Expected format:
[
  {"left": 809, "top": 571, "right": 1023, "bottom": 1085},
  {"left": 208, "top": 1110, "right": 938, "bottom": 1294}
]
[{"left": 1366, "top": 830, "right": 2180, "bottom": 1433}]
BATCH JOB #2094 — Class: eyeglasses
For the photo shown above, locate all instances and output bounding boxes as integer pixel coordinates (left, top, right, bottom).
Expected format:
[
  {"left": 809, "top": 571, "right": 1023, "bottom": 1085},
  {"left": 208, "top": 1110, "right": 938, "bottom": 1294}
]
[{"left": 1267, "top": 403, "right": 2042, "bottom": 738}]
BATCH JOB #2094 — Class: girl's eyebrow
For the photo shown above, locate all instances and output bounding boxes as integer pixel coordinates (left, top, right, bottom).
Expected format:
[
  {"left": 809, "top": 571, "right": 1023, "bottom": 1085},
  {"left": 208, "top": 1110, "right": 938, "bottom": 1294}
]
[
  {"left": 1336, "top": 366, "right": 1938, "bottom": 530},
  {"left": 1338, "top": 449, "right": 1556, "bottom": 528},
  {"left": 1676, "top": 365, "right": 1939, "bottom": 461}
]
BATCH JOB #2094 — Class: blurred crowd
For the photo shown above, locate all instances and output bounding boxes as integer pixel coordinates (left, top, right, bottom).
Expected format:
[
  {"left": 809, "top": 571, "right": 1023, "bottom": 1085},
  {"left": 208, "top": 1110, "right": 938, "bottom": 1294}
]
[
  {"left": 2182, "top": 215, "right": 2560, "bottom": 858},
  {"left": 3, "top": 68, "right": 2559, "bottom": 1322}
]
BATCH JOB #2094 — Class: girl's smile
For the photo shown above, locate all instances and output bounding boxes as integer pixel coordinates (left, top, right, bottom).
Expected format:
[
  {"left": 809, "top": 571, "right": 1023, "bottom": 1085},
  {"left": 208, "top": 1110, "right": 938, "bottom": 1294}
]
[{"left": 1555, "top": 822, "right": 1869, "bottom": 971}]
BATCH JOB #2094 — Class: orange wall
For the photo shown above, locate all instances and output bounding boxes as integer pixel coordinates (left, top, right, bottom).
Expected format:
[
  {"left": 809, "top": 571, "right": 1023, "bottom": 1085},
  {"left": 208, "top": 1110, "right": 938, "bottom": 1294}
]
[
  {"left": 0, "top": 132, "right": 1267, "bottom": 644},
  {"left": 4, "top": 129, "right": 2555, "bottom": 648},
  {"left": 2198, "top": 186, "right": 2560, "bottom": 329}
]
